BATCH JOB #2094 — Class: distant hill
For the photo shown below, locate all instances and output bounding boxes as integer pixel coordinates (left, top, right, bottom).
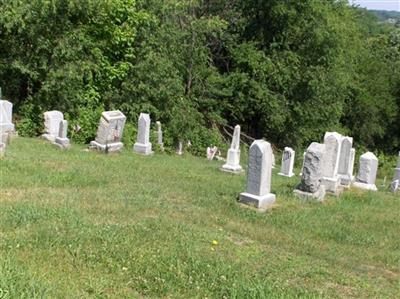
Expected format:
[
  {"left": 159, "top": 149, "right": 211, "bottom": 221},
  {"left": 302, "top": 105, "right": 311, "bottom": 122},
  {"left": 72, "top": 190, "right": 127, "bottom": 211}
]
[{"left": 369, "top": 10, "right": 400, "bottom": 23}]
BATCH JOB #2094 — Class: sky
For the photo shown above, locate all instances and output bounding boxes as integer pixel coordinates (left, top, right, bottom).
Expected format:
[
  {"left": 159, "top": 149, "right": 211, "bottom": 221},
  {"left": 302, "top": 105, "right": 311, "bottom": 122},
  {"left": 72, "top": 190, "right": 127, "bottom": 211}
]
[{"left": 351, "top": 0, "right": 400, "bottom": 11}]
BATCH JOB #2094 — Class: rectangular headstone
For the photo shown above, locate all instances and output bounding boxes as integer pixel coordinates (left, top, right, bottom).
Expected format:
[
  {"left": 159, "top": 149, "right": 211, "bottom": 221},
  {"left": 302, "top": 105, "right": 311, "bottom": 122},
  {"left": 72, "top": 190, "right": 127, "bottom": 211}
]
[
  {"left": 90, "top": 110, "right": 126, "bottom": 152},
  {"left": 0, "top": 100, "right": 15, "bottom": 133},
  {"left": 239, "top": 140, "right": 276, "bottom": 210},
  {"left": 133, "top": 113, "right": 153, "bottom": 155},
  {"left": 353, "top": 152, "right": 378, "bottom": 191},
  {"left": 278, "top": 147, "right": 295, "bottom": 177},
  {"left": 42, "top": 111, "right": 64, "bottom": 142},
  {"left": 55, "top": 120, "right": 70, "bottom": 149}
]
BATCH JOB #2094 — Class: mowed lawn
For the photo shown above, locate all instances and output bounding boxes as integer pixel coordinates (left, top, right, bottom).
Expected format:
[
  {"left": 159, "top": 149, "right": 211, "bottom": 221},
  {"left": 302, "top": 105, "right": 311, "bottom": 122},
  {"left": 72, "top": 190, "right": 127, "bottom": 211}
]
[{"left": 0, "top": 138, "right": 399, "bottom": 298}]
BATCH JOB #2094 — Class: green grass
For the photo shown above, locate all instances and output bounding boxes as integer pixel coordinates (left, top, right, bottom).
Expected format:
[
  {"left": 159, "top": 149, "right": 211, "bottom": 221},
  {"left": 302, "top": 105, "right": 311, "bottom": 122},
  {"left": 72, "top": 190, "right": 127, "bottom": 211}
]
[{"left": 0, "top": 138, "right": 399, "bottom": 298}]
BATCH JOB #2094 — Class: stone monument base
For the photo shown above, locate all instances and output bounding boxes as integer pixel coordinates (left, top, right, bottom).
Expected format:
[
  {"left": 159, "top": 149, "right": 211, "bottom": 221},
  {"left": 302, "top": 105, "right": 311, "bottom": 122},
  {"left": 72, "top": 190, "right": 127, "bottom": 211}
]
[
  {"left": 293, "top": 186, "right": 326, "bottom": 202},
  {"left": 321, "top": 177, "right": 340, "bottom": 194},
  {"left": 352, "top": 181, "right": 377, "bottom": 191},
  {"left": 339, "top": 175, "right": 352, "bottom": 188},
  {"left": 239, "top": 192, "right": 276, "bottom": 211},
  {"left": 90, "top": 141, "right": 123, "bottom": 153},
  {"left": 0, "top": 123, "right": 15, "bottom": 133},
  {"left": 133, "top": 142, "right": 153, "bottom": 155},
  {"left": 55, "top": 137, "right": 70, "bottom": 149},
  {"left": 278, "top": 172, "right": 295, "bottom": 178},
  {"left": 42, "top": 134, "right": 56, "bottom": 142},
  {"left": 220, "top": 163, "right": 243, "bottom": 174}
]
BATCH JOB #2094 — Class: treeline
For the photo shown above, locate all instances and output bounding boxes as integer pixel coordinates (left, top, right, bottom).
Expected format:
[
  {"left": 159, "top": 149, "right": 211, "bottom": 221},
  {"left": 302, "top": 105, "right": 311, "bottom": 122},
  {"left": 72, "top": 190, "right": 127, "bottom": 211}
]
[{"left": 0, "top": 0, "right": 399, "bottom": 154}]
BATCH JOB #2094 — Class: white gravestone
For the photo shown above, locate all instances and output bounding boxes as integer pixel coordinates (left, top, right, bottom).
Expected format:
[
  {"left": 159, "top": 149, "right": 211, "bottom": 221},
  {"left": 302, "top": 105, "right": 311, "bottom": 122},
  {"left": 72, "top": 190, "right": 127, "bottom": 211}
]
[
  {"left": 156, "top": 121, "right": 164, "bottom": 151},
  {"left": 176, "top": 141, "right": 183, "bottom": 155},
  {"left": 207, "top": 146, "right": 218, "bottom": 161},
  {"left": 221, "top": 125, "right": 243, "bottom": 173},
  {"left": 42, "top": 111, "right": 64, "bottom": 142},
  {"left": 299, "top": 152, "right": 306, "bottom": 176},
  {"left": 294, "top": 142, "right": 326, "bottom": 201},
  {"left": 239, "top": 140, "right": 276, "bottom": 211},
  {"left": 90, "top": 110, "right": 126, "bottom": 152},
  {"left": 337, "top": 136, "right": 353, "bottom": 187},
  {"left": 321, "top": 132, "right": 342, "bottom": 194},
  {"left": 349, "top": 148, "right": 356, "bottom": 182},
  {"left": 0, "top": 100, "right": 15, "bottom": 134},
  {"left": 0, "top": 142, "right": 5, "bottom": 158},
  {"left": 133, "top": 113, "right": 153, "bottom": 155},
  {"left": 390, "top": 152, "right": 400, "bottom": 193},
  {"left": 278, "top": 147, "right": 295, "bottom": 177},
  {"left": 55, "top": 120, "right": 70, "bottom": 149},
  {"left": 353, "top": 152, "right": 378, "bottom": 191}
]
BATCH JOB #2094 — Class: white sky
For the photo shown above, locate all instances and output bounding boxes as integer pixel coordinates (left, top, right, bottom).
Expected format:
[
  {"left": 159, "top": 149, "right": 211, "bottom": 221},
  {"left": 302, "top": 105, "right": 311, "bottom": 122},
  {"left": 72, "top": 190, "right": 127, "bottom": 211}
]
[{"left": 351, "top": 0, "right": 400, "bottom": 11}]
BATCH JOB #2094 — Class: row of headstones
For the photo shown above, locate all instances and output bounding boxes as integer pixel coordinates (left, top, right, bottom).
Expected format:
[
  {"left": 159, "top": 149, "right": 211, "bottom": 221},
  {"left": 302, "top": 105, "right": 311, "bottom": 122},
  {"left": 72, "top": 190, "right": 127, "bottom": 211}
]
[
  {"left": 1, "top": 100, "right": 400, "bottom": 196},
  {"left": 237, "top": 132, "right": 400, "bottom": 210}
]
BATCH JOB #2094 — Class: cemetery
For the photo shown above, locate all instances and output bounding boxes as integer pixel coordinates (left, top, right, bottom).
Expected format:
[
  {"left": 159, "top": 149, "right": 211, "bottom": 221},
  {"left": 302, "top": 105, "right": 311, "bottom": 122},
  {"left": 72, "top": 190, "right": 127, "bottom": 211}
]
[{"left": 0, "top": 1, "right": 400, "bottom": 298}]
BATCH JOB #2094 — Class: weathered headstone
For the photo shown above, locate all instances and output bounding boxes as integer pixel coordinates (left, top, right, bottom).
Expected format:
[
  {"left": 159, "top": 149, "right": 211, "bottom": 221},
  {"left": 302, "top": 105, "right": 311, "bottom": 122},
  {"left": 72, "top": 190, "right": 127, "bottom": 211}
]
[
  {"left": 55, "top": 120, "right": 70, "bottom": 149},
  {"left": 0, "top": 99, "right": 15, "bottom": 134},
  {"left": 390, "top": 152, "right": 400, "bottom": 193},
  {"left": 337, "top": 136, "right": 353, "bottom": 187},
  {"left": 176, "top": 141, "right": 183, "bottom": 155},
  {"left": 321, "top": 132, "right": 342, "bottom": 194},
  {"left": 42, "top": 111, "right": 64, "bottom": 142},
  {"left": 207, "top": 146, "right": 218, "bottom": 161},
  {"left": 299, "top": 152, "right": 306, "bottom": 176},
  {"left": 90, "top": 110, "right": 126, "bottom": 152},
  {"left": 239, "top": 140, "right": 276, "bottom": 211},
  {"left": 349, "top": 148, "right": 356, "bottom": 182},
  {"left": 0, "top": 142, "right": 5, "bottom": 158},
  {"left": 278, "top": 147, "right": 295, "bottom": 177},
  {"left": 353, "top": 152, "right": 378, "bottom": 191},
  {"left": 221, "top": 125, "right": 243, "bottom": 173},
  {"left": 294, "top": 142, "right": 326, "bottom": 201},
  {"left": 133, "top": 113, "right": 153, "bottom": 155},
  {"left": 156, "top": 121, "right": 164, "bottom": 151}
]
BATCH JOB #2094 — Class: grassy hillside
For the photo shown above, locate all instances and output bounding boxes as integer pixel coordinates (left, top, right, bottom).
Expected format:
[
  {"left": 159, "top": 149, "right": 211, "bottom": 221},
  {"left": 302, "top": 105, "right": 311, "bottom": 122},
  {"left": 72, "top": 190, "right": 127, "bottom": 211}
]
[{"left": 0, "top": 138, "right": 399, "bottom": 298}]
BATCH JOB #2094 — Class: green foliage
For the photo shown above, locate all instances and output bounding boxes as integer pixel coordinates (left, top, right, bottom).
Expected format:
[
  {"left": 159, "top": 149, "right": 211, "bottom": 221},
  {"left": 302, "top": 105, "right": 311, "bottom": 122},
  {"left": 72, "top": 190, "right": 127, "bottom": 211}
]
[{"left": 0, "top": 0, "right": 399, "bottom": 153}]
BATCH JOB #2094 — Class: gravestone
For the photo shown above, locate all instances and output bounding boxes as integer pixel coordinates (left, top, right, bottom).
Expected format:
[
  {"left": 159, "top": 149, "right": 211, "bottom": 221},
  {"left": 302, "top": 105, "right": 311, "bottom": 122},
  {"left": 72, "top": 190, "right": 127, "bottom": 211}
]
[
  {"left": 133, "top": 113, "right": 153, "bottom": 155},
  {"left": 337, "top": 136, "right": 353, "bottom": 187},
  {"left": 0, "top": 99, "right": 15, "bottom": 134},
  {"left": 321, "top": 132, "right": 342, "bottom": 194},
  {"left": 272, "top": 152, "right": 276, "bottom": 169},
  {"left": 55, "top": 120, "right": 70, "bottom": 149},
  {"left": 207, "top": 146, "right": 218, "bottom": 161},
  {"left": 221, "top": 125, "right": 243, "bottom": 173},
  {"left": 299, "top": 152, "right": 306, "bottom": 176},
  {"left": 349, "top": 148, "right": 356, "bottom": 182},
  {"left": 176, "top": 141, "right": 183, "bottom": 155},
  {"left": 239, "top": 140, "right": 276, "bottom": 211},
  {"left": 42, "top": 111, "right": 64, "bottom": 142},
  {"left": 156, "top": 121, "right": 164, "bottom": 151},
  {"left": 278, "top": 147, "right": 295, "bottom": 177},
  {"left": 294, "top": 142, "right": 326, "bottom": 201},
  {"left": 353, "top": 152, "right": 378, "bottom": 191},
  {"left": 90, "top": 110, "right": 126, "bottom": 152},
  {"left": 0, "top": 142, "right": 5, "bottom": 158},
  {"left": 390, "top": 152, "right": 400, "bottom": 193}
]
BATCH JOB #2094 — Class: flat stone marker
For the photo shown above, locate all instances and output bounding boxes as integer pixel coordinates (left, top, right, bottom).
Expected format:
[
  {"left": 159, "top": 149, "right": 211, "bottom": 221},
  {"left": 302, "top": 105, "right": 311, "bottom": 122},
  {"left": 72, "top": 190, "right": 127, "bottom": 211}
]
[
  {"left": 321, "top": 132, "right": 342, "bottom": 194},
  {"left": 221, "top": 125, "right": 243, "bottom": 173},
  {"left": 294, "top": 142, "right": 326, "bottom": 201},
  {"left": 239, "top": 140, "right": 276, "bottom": 211},
  {"left": 42, "top": 111, "right": 64, "bottom": 142},
  {"left": 390, "top": 152, "right": 400, "bottom": 193},
  {"left": 55, "top": 120, "right": 70, "bottom": 149},
  {"left": 156, "top": 121, "right": 164, "bottom": 151},
  {"left": 133, "top": 113, "right": 153, "bottom": 155},
  {"left": 337, "top": 136, "right": 354, "bottom": 187},
  {"left": 90, "top": 110, "right": 126, "bottom": 152},
  {"left": 353, "top": 152, "right": 378, "bottom": 191},
  {"left": 0, "top": 99, "right": 15, "bottom": 134},
  {"left": 278, "top": 147, "right": 295, "bottom": 177}
]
